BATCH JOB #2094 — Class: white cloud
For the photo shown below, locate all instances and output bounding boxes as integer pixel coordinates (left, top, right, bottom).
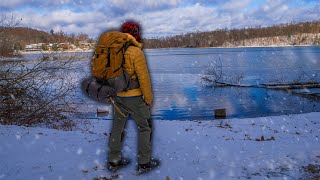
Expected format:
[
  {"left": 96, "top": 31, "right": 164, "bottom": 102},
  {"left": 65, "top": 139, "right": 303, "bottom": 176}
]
[
  {"left": 262, "top": 0, "right": 289, "bottom": 15},
  {"left": 2, "top": 0, "right": 319, "bottom": 38},
  {"left": 110, "top": 0, "right": 181, "bottom": 10},
  {"left": 127, "top": 3, "right": 222, "bottom": 37},
  {"left": 0, "top": 0, "right": 24, "bottom": 8},
  {"left": 48, "top": 10, "right": 105, "bottom": 25},
  {"left": 222, "top": 0, "right": 252, "bottom": 11},
  {"left": 9, "top": 9, "right": 108, "bottom": 36},
  {"left": 0, "top": 0, "right": 92, "bottom": 13},
  {"left": 254, "top": 0, "right": 320, "bottom": 25}
]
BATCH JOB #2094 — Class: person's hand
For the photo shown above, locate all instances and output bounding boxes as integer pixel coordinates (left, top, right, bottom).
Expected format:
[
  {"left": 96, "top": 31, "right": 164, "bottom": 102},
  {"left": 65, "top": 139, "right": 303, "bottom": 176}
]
[{"left": 146, "top": 100, "right": 153, "bottom": 108}]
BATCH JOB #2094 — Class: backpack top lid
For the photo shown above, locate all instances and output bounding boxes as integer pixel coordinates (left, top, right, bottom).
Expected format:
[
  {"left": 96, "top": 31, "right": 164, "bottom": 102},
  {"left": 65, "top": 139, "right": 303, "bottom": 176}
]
[{"left": 95, "top": 31, "right": 142, "bottom": 54}]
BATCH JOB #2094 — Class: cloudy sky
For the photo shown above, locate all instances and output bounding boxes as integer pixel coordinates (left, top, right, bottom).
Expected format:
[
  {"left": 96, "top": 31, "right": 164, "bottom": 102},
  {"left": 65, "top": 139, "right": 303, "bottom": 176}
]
[{"left": 1, "top": 0, "right": 319, "bottom": 38}]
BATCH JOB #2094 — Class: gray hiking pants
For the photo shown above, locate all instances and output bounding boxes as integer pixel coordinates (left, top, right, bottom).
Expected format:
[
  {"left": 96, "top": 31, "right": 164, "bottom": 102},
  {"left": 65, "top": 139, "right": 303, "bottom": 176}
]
[{"left": 108, "top": 96, "right": 152, "bottom": 164}]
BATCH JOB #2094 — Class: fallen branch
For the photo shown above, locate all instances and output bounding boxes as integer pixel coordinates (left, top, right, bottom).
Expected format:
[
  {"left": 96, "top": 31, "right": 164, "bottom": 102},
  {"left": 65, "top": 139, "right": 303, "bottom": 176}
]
[{"left": 260, "top": 82, "right": 320, "bottom": 89}]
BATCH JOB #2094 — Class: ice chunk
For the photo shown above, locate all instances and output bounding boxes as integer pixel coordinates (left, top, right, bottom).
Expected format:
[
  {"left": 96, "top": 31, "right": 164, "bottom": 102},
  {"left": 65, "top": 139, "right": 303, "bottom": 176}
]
[
  {"left": 96, "top": 148, "right": 101, "bottom": 155},
  {"left": 77, "top": 148, "right": 83, "bottom": 155}
]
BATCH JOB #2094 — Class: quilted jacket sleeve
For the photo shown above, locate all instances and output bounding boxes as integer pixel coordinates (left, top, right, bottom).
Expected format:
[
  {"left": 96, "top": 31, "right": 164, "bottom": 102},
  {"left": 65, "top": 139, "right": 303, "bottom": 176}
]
[{"left": 133, "top": 49, "right": 153, "bottom": 105}]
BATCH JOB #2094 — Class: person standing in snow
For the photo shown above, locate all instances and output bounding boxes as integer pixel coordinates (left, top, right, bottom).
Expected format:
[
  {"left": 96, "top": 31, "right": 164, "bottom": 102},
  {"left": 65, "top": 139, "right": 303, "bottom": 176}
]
[{"left": 107, "top": 21, "right": 160, "bottom": 174}]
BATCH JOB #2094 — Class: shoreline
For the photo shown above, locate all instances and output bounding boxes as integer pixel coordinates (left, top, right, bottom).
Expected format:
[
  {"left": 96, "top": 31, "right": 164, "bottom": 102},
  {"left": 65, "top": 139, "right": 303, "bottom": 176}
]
[
  {"left": 19, "top": 49, "right": 94, "bottom": 55},
  {"left": 144, "top": 44, "right": 319, "bottom": 50},
  {"left": 207, "top": 44, "right": 319, "bottom": 49},
  {"left": 17, "top": 45, "right": 319, "bottom": 54}
]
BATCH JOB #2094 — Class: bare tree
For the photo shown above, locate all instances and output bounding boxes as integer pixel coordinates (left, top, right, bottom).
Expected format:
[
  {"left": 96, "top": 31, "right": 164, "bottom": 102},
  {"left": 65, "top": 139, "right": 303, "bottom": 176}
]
[
  {"left": 0, "top": 14, "right": 21, "bottom": 57},
  {"left": 202, "top": 59, "right": 320, "bottom": 100},
  {"left": 201, "top": 58, "right": 245, "bottom": 87},
  {"left": 0, "top": 14, "right": 92, "bottom": 130},
  {"left": 0, "top": 54, "right": 86, "bottom": 130}
]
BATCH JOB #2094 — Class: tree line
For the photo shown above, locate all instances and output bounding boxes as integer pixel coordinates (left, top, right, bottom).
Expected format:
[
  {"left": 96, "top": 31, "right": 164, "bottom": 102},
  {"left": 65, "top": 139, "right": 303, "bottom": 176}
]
[
  {"left": 2, "top": 27, "right": 94, "bottom": 50},
  {"left": 143, "top": 21, "right": 320, "bottom": 48},
  {"left": 0, "top": 15, "right": 93, "bottom": 57},
  {"left": 1, "top": 15, "right": 320, "bottom": 57}
]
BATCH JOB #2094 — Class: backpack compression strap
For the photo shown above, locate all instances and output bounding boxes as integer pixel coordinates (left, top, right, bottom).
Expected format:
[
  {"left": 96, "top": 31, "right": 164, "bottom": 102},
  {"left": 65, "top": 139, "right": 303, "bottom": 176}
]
[{"left": 113, "top": 42, "right": 132, "bottom": 73}]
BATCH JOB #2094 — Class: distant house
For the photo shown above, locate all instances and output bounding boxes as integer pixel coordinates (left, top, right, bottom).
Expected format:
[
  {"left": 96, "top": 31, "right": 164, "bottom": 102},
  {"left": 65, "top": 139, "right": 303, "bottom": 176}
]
[
  {"left": 79, "top": 41, "right": 94, "bottom": 49},
  {"left": 25, "top": 43, "right": 44, "bottom": 51}
]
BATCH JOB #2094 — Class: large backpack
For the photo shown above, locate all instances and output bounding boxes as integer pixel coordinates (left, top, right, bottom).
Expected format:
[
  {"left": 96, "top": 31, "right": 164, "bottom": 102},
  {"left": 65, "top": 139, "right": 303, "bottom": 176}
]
[
  {"left": 82, "top": 31, "right": 141, "bottom": 102},
  {"left": 92, "top": 31, "right": 135, "bottom": 79}
]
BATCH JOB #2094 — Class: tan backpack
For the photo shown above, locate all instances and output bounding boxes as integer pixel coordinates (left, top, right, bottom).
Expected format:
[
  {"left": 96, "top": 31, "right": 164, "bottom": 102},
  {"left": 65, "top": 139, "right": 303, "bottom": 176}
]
[
  {"left": 92, "top": 31, "right": 142, "bottom": 80},
  {"left": 83, "top": 31, "right": 141, "bottom": 101}
]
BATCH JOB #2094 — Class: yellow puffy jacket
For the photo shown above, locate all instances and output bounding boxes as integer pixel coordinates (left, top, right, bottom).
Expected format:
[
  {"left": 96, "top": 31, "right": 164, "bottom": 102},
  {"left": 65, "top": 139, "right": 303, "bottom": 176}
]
[{"left": 117, "top": 43, "right": 153, "bottom": 105}]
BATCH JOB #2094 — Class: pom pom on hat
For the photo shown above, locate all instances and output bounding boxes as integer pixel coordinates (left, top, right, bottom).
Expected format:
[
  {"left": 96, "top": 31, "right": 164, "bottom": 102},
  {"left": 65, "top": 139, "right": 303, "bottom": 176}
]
[{"left": 121, "top": 21, "right": 142, "bottom": 42}]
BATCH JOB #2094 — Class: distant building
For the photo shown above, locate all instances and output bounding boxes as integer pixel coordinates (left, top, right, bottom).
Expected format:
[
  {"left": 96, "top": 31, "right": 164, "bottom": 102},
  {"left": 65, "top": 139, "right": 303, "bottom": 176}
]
[
  {"left": 24, "top": 41, "right": 95, "bottom": 52},
  {"left": 79, "top": 41, "right": 94, "bottom": 49},
  {"left": 25, "top": 43, "right": 44, "bottom": 51}
]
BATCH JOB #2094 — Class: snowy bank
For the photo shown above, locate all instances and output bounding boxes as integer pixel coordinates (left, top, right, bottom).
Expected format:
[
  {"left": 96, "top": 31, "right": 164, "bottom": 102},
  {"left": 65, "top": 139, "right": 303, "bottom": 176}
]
[{"left": 1, "top": 112, "right": 320, "bottom": 180}]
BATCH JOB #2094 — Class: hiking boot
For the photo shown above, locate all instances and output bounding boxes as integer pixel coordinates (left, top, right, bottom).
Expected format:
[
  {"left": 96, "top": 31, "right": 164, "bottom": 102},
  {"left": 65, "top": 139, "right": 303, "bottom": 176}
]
[
  {"left": 107, "top": 158, "right": 130, "bottom": 171},
  {"left": 137, "top": 159, "right": 160, "bottom": 175}
]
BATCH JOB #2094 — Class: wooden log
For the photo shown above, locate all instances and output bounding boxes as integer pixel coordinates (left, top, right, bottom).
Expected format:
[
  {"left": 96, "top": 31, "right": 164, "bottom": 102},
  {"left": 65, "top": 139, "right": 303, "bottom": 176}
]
[
  {"left": 96, "top": 108, "right": 109, "bottom": 117},
  {"left": 215, "top": 108, "right": 226, "bottom": 119}
]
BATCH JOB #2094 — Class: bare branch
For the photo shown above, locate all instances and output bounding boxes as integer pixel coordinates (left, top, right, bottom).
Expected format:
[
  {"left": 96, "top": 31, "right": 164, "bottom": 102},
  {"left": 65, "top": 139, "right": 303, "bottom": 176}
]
[
  {"left": 201, "top": 58, "right": 320, "bottom": 100},
  {"left": 0, "top": 54, "right": 86, "bottom": 130}
]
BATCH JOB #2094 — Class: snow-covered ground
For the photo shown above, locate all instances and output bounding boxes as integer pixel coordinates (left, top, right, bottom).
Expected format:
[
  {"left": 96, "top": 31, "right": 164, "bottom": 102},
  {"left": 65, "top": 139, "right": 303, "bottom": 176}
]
[{"left": 1, "top": 112, "right": 320, "bottom": 180}]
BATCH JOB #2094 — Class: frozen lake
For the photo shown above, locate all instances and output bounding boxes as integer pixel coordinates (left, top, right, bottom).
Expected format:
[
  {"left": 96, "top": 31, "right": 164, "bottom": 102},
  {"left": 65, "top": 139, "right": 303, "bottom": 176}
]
[{"left": 21, "top": 46, "right": 320, "bottom": 120}]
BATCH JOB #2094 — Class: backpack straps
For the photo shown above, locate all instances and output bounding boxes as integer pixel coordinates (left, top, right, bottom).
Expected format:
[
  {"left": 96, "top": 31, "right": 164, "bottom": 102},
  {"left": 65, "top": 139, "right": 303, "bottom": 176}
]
[
  {"left": 106, "top": 48, "right": 111, "bottom": 67},
  {"left": 116, "top": 42, "right": 132, "bottom": 54},
  {"left": 113, "top": 42, "right": 132, "bottom": 73},
  {"left": 122, "top": 42, "right": 132, "bottom": 65}
]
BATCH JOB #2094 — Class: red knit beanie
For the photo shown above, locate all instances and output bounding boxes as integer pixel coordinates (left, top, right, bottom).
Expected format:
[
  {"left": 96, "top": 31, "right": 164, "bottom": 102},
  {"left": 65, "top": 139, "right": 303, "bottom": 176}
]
[{"left": 121, "top": 21, "right": 142, "bottom": 42}]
